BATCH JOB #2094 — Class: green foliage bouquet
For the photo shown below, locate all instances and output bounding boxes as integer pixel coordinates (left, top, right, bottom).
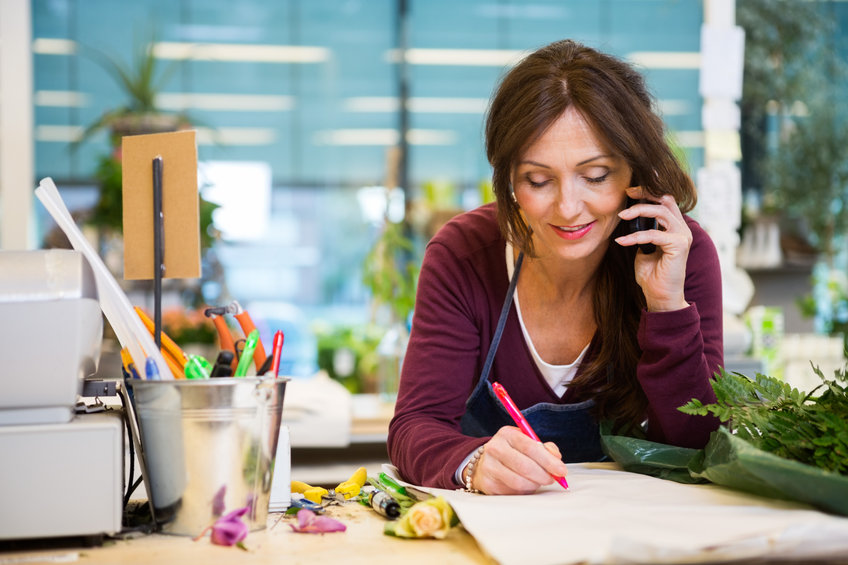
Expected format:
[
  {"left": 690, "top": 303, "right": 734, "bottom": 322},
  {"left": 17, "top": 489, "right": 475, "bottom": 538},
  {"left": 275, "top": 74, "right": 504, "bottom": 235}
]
[
  {"left": 602, "top": 364, "right": 848, "bottom": 515},
  {"left": 680, "top": 367, "right": 848, "bottom": 475}
]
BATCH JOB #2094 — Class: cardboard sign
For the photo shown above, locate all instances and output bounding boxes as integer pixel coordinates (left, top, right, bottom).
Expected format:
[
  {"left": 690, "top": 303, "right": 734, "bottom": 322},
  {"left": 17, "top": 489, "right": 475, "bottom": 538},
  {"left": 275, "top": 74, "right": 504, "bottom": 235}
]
[{"left": 122, "top": 130, "right": 201, "bottom": 279}]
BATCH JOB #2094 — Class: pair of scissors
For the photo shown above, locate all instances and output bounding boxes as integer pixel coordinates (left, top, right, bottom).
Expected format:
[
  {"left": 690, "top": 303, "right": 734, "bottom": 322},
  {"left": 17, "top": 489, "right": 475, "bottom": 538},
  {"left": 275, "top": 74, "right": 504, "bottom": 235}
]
[{"left": 203, "top": 301, "right": 267, "bottom": 371}]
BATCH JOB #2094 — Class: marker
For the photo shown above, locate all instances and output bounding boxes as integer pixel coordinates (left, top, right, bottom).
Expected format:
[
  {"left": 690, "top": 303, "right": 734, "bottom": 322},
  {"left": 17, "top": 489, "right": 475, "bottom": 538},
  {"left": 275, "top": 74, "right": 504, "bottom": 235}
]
[
  {"left": 492, "top": 382, "right": 569, "bottom": 490},
  {"left": 184, "top": 354, "right": 212, "bottom": 379},
  {"left": 365, "top": 488, "right": 400, "bottom": 519},
  {"left": 270, "top": 330, "right": 285, "bottom": 377},
  {"left": 145, "top": 357, "right": 161, "bottom": 380},
  {"left": 256, "top": 355, "right": 273, "bottom": 375},
  {"left": 210, "top": 351, "right": 234, "bottom": 378},
  {"left": 377, "top": 472, "right": 408, "bottom": 498},
  {"left": 120, "top": 348, "right": 141, "bottom": 379},
  {"left": 234, "top": 329, "right": 260, "bottom": 377}
]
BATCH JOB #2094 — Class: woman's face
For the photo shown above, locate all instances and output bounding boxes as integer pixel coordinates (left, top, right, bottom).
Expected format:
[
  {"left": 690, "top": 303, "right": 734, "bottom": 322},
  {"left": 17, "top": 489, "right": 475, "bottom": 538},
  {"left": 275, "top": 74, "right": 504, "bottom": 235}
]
[{"left": 512, "top": 107, "right": 632, "bottom": 264}]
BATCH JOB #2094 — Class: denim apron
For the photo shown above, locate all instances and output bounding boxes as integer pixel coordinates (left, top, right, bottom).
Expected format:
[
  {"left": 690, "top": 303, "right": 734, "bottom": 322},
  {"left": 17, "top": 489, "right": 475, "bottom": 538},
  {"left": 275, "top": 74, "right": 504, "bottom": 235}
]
[{"left": 459, "top": 252, "right": 607, "bottom": 462}]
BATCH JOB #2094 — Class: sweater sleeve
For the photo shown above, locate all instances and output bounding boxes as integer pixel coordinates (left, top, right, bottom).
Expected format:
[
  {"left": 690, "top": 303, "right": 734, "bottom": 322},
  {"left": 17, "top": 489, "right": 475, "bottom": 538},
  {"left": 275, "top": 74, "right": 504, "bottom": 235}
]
[
  {"left": 387, "top": 239, "right": 492, "bottom": 488},
  {"left": 637, "top": 217, "right": 723, "bottom": 448}
]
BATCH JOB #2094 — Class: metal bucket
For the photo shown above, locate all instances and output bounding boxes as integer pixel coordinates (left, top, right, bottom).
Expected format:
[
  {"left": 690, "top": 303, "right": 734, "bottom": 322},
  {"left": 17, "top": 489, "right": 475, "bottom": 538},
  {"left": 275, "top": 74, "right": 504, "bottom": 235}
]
[{"left": 128, "top": 376, "right": 288, "bottom": 535}]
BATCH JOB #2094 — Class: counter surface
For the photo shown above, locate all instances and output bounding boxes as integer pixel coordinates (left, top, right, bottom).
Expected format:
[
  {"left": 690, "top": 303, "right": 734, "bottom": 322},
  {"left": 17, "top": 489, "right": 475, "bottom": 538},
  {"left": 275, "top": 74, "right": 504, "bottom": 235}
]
[
  {"left": 0, "top": 503, "right": 490, "bottom": 565},
  {"left": 3, "top": 500, "right": 848, "bottom": 565}
]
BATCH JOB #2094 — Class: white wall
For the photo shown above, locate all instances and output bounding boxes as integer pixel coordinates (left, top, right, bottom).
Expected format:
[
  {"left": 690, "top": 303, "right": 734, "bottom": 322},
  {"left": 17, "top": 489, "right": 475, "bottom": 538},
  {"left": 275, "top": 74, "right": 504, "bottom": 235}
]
[{"left": 0, "top": 0, "right": 35, "bottom": 249}]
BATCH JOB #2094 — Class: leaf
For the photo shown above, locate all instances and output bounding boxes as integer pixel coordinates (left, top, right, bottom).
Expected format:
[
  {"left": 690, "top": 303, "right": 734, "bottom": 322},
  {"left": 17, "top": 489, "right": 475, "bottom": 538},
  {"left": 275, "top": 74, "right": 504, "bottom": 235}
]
[{"left": 679, "top": 364, "right": 848, "bottom": 475}]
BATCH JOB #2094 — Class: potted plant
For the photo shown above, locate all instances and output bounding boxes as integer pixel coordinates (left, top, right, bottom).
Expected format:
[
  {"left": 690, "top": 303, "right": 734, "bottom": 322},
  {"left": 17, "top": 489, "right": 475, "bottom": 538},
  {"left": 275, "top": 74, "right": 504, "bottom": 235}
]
[{"left": 75, "top": 35, "right": 218, "bottom": 250}]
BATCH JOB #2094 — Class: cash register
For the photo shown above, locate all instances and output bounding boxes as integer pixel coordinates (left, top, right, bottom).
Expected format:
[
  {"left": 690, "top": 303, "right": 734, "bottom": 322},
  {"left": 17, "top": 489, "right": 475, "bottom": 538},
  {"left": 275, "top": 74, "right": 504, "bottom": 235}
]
[{"left": 0, "top": 250, "right": 124, "bottom": 540}]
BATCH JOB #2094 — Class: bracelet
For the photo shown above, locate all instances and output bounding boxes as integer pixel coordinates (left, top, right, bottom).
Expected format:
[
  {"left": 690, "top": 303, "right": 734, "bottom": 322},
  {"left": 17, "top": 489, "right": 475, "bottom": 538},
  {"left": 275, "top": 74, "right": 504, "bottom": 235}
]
[{"left": 463, "top": 445, "right": 485, "bottom": 493}]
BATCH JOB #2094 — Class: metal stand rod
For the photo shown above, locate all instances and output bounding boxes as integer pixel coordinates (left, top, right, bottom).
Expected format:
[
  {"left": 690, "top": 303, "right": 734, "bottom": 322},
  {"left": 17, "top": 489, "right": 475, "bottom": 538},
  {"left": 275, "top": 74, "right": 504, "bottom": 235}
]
[{"left": 152, "top": 155, "right": 164, "bottom": 350}]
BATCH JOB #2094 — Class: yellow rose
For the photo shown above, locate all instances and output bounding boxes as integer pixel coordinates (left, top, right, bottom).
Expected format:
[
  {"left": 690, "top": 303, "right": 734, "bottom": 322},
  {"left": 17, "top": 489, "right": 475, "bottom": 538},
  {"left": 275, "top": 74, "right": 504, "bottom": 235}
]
[{"left": 389, "top": 496, "right": 456, "bottom": 539}]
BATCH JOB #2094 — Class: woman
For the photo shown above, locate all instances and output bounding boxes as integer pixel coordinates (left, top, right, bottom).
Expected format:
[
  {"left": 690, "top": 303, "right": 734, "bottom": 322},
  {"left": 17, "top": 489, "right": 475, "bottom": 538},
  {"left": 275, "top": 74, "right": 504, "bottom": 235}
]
[{"left": 387, "top": 39, "right": 723, "bottom": 494}]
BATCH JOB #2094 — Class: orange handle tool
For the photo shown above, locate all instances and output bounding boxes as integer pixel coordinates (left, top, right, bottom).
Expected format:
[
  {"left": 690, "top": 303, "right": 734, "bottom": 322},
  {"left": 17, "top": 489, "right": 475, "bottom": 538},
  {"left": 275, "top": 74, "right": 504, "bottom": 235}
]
[
  {"left": 211, "top": 316, "right": 237, "bottom": 355},
  {"left": 234, "top": 311, "right": 267, "bottom": 370}
]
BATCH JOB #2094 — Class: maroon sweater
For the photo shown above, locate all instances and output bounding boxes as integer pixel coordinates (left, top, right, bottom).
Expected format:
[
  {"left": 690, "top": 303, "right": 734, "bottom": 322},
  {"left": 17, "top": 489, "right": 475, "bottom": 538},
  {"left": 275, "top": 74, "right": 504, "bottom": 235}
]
[{"left": 388, "top": 203, "right": 723, "bottom": 488}]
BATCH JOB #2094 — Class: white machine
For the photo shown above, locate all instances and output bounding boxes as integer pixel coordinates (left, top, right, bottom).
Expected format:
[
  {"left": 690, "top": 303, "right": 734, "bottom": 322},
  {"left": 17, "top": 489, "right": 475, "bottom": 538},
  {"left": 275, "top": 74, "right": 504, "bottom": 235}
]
[{"left": 0, "top": 250, "right": 124, "bottom": 540}]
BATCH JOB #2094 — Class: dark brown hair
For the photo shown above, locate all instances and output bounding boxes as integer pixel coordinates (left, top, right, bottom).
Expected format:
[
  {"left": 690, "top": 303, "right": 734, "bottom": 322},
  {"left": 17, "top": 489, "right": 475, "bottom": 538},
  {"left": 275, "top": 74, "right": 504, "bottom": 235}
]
[{"left": 485, "top": 39, "right": 697, "bottom": 430}]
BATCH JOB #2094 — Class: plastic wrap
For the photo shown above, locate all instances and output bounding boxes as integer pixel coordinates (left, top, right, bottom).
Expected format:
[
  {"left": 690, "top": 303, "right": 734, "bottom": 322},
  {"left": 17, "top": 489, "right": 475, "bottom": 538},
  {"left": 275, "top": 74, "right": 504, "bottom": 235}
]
[{"left": 602, "top": 427, "right": 848, "bottom": 516}]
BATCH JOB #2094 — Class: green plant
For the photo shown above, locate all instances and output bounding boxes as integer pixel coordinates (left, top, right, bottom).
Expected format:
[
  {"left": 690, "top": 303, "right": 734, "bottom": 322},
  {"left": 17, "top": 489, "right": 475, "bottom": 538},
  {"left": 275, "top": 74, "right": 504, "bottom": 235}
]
[
  {"left": 738, "top": 0, "right": 848, "bottom": 262},
  {"left": 362, "top": 220, "right": 419, "bottom": 325},
  {"left": 88, "top": 154, "right": 123, "bottom": 231},
  {"left": 762, "top": 105, "right": 848, "bottom": 263},
  {"left": 313, "top": 323, "right": 384, "bottom": 393},
  {"left": 77, "top": 34, "right": 188, "bottom": 148},
  {"left": 738, "top": 0, "right": 832, "bottom": 192},
  {"left": 76, "top": 34, "right": 219, "bottom": 252},
  {"left": 680, "top": 366, "right": 848, "bottom": 475}
]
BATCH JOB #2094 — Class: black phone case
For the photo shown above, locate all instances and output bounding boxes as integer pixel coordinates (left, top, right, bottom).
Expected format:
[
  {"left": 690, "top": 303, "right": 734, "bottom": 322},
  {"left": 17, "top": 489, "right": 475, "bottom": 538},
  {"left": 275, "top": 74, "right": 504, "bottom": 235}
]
[{"left": 626, "top": 198, "right": 657, "bottom": 254}]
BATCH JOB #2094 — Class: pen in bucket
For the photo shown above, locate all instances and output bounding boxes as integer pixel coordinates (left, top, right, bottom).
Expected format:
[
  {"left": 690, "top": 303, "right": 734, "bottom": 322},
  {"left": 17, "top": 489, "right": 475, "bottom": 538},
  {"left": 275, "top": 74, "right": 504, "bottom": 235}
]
[
  {"left": 120, "top": 348, "right": 141, "bottom": 379},
  {"left": 210, "top": 351, "right": 234, "bottom": 377},
  {"left": 234, "top": 329, "right": 260, "bottom": 377},
  {"left": 184, "top": 354, "right": 212, "bottom": 379},
  {"left": 270, "top": 330, "right": 284, "bottom": 376},
  {"left": 492, "top": 382, "right": 569, "bottom": 490},
  {"left": 145, "top": 357, "right": 162, "bottom": 380}
]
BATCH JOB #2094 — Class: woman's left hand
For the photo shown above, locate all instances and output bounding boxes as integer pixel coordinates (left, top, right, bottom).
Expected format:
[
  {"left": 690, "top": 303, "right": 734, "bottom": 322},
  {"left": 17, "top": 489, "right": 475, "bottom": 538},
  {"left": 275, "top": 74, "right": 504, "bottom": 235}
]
[{"left": 615, "top": 188, "right": 692, "bottom": 312}]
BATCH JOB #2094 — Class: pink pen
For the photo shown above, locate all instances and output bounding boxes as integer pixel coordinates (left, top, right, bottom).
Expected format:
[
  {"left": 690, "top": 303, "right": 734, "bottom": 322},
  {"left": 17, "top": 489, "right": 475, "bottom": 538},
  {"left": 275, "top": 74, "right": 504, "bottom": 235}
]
[{"left": 492, "top": 381, "right": 569, "bottom": 490}]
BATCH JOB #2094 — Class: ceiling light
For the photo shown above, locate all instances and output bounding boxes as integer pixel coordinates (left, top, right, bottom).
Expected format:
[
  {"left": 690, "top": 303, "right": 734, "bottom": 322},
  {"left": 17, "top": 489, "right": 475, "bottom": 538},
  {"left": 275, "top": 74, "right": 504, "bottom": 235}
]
[{"left": 153, "top": 42, "right": 329, "bottom": 63}]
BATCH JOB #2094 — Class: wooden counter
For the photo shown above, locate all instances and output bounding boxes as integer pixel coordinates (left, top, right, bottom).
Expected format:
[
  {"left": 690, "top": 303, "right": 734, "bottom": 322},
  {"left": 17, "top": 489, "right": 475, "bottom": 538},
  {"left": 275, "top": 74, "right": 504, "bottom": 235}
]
[
  {"left": 3, "top": 499, "right": 847, "bottom": 565},
  {"left": 0, "top": 503, "right": 491, "bottom": 565}
]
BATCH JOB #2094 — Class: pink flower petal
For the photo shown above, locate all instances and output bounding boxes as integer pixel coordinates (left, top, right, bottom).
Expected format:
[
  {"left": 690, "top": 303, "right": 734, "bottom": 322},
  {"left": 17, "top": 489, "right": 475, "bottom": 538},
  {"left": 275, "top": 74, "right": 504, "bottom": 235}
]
[
  {"left": 307, "top": 516, "right": 347, "bottom": 533},
  {"left": 209, "top": 506, "right": 250, "bottom": 546},
  {"left": 289, "top": 509, "right": 346, "bottom": 534},
  {"left": 211, "top": 520, "right": 248, "bottom": 546},
  {"left": 296, "top": 508, "right": 315, "bottom": 529}
]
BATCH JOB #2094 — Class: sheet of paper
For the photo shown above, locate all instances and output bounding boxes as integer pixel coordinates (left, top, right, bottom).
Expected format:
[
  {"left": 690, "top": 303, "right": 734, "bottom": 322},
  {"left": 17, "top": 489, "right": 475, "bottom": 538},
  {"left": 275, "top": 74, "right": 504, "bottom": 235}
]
[
  {"left": 384, "top": 463, "right": 848, "bottom": 565},
  {"left": 122, "top": 130, "right": 200, "bottom": 280}
]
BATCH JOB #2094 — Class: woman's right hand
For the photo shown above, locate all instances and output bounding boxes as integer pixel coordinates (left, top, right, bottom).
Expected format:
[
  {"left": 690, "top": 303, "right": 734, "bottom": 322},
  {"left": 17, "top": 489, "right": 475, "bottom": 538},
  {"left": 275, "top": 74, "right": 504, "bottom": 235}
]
[{"left": 466, "top": 426, "right": 569, "bottom": 495}]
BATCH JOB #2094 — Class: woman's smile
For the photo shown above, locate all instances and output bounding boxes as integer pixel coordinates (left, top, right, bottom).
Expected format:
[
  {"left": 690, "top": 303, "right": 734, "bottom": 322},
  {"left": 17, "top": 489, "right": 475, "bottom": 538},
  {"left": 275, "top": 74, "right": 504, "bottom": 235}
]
[{"left": 551, "top": 221, "right": 594, "bottom": 240}]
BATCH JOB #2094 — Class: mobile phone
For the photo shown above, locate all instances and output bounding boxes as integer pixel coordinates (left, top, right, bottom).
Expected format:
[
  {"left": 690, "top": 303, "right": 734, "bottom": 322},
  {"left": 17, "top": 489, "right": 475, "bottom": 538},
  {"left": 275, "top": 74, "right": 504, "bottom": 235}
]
[{"left": 626, "top": 197, "right": 657, "bottom": 254}]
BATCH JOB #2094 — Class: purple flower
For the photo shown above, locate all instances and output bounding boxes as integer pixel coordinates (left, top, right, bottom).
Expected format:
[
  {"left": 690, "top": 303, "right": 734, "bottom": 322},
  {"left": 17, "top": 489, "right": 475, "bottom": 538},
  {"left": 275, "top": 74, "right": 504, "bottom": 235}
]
[
  {"left": 194, "top": 506, "right": 250, "bottom": 547},
  {"left": 289, "top": 509, "right": 346, "bottom": 534},
  {"left": 211, "top": 507, "right": 250, "bottom": 546}
]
